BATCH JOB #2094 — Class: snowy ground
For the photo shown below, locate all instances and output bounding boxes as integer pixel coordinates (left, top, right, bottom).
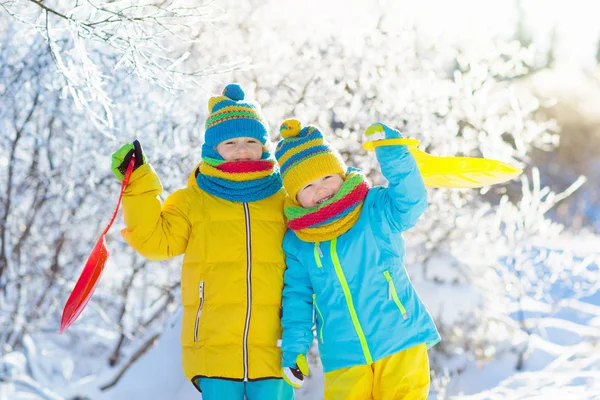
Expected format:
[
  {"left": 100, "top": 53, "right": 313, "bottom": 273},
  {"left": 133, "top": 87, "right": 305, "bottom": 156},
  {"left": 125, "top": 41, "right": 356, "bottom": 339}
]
[
  {"left": 2, "top": 236, "right": 599, "bottom": 400},
  {"left": 440, "top": 295, "right": 600, "bottom": 400},
  {"left": 437, "top": 235, "right": 600, "bottom": 400}
]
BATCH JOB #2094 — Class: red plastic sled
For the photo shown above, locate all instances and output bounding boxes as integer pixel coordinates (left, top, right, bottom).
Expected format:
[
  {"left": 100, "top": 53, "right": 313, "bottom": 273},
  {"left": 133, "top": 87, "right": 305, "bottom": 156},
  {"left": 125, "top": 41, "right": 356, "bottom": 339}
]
[{"left": 59, "top": 158, "right": 135, "bottom": 334}]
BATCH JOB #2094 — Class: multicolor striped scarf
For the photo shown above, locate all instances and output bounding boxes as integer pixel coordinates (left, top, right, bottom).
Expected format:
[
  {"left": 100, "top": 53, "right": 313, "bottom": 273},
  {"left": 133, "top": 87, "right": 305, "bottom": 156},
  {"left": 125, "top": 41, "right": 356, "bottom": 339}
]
[
  {"left": 284, "top": 168, "right": 370, "bottom": 242},
  {"left": 196, "top": 155, "right": 282, "bottom": 202}
]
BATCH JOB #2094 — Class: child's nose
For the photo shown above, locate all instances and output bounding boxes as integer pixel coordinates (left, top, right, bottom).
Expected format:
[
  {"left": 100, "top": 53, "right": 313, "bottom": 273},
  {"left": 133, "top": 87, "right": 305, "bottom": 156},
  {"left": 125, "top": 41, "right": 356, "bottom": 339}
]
[{"left": 235, "top": 143, "right": 250, "bottom": 152}]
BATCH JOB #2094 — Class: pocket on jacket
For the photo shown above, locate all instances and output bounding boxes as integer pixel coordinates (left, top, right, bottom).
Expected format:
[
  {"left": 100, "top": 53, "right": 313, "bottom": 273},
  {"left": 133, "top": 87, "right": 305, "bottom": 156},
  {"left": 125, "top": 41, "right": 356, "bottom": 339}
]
[
  {"left": 193, "top": 280, "right": 205, "bottom": 343},
  {"left": 383, "top": 271, "right": 409, "bottom": 321}
]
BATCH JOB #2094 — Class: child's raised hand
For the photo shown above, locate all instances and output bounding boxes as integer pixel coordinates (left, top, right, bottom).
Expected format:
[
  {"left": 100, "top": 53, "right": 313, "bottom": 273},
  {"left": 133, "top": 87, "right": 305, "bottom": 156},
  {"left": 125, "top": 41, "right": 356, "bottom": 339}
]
[
  {"left": 282, "top": 354, "right": 309, "bottom": 388},
  {"left": 111, "top": 140, "right": 147, "bottom": 181},
  {"left": 364, "top": 122, "right": 404, "bottom": 142}
]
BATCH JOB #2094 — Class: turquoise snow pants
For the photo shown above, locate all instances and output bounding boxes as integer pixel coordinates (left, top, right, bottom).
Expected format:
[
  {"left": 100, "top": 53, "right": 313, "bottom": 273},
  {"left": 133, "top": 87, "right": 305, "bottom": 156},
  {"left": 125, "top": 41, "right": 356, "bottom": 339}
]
[{"left": 196, "top": 377, "right": 293, "bottom": 400}]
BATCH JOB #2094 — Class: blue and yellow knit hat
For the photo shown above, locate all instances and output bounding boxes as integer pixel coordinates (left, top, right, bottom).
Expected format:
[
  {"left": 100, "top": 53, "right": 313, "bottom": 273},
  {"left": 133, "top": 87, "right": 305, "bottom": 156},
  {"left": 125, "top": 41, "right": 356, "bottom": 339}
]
[
  {"left": 202, "top": 83, "right": 269, "bottom": 159},
  {"left": 275, "top": 119, "right": 346, "bottom": 200}
]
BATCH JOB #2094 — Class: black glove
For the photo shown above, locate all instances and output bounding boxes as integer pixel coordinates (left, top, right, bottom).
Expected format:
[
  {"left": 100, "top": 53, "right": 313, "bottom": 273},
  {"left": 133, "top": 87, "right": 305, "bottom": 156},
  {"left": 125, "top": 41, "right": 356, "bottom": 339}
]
[{"left": 111, "top": 140, "right": 147, "bottom": 181}]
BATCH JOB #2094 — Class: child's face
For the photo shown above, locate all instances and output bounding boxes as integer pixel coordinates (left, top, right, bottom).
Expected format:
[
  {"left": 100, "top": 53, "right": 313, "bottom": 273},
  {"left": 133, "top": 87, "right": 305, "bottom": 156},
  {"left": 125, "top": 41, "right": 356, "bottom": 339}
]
[
  {"left": 216, "top": 137, "right": 263, "bottom": 161},
  {"left": 296, "top": 174, "right": 344, "bottom": 208}
]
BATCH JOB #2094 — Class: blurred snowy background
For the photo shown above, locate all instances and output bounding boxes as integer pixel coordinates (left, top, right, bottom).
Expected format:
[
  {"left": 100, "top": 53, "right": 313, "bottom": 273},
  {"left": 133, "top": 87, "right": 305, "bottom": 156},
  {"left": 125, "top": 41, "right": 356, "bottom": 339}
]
[{"left": 1, "top": 0, "right": 599, "bottom": 399}]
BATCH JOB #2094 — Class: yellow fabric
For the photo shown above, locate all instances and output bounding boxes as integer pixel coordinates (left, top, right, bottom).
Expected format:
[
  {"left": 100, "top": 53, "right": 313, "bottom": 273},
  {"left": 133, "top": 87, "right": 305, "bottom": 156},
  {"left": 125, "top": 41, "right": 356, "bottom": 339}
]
[
  {"left": 363, "top": 139, "right": 523, "bottom": 188},
  {"left": 282, "top": 152, "right": 346, "bottom": 201},
  {"left": 324, "top": 344, "right": 430, "bottom": 400},
  {"left": 120, "top": 163, "right": 287, "bottom": 381}
]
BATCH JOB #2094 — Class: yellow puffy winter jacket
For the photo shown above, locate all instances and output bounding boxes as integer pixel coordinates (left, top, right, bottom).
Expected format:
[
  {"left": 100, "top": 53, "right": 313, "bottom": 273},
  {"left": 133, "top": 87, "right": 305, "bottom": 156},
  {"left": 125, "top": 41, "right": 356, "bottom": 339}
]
[{"left": 120, "top": 163, "right": 286, "bottom": 386}]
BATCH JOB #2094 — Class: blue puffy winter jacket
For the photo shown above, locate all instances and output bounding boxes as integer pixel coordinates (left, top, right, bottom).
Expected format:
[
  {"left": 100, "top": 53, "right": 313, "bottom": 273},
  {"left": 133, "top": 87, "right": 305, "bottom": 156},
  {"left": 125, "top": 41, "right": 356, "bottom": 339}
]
[{"left": 281, "top": 144, "right": 441, "bottom": 373}]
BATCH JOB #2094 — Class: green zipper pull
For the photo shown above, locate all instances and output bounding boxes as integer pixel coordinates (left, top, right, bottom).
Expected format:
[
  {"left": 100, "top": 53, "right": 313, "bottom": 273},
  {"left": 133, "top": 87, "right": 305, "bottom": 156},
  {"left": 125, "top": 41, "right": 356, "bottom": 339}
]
[{"left": 313, "top": 243, "right": 323, "bottom": 268}]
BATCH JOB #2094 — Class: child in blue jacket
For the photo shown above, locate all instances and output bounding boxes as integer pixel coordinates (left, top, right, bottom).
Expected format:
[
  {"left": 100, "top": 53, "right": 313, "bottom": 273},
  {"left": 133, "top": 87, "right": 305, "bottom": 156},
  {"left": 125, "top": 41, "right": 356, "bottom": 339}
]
[{"left": 275, "top": 119, "right": 441, "bottom": 400}]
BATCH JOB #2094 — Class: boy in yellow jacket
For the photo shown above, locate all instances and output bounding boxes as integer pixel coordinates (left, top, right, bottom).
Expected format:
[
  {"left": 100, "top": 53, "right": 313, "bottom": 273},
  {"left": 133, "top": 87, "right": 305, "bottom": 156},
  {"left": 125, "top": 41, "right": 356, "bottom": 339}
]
[{"left": 111, "top": 84, "right": 293, "bottom": 400}]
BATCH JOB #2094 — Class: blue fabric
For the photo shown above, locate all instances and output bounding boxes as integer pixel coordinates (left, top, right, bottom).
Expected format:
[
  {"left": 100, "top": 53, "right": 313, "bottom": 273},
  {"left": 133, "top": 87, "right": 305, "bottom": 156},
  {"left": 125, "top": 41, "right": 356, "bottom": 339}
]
[
  {"left": 201, "top": 117, "right": 268, "bottom": 156},
  {"left": 196, "top": 150, "right": 283, "bottom": 203},
  {"left": 196, "top": 169, "right": 282, "bottom": 202},
  {"left": 196, "top": 377, "right": 293, "bottom": 400},
  {"left": 280, "top": 144, "right": 441, "bottom": 373}
]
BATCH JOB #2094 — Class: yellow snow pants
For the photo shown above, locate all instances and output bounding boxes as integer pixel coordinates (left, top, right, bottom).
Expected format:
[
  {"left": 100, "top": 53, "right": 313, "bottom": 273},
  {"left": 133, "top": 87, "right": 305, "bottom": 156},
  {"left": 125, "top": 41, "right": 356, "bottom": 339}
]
[{"left": 323, "top": 343, "right": 430, "bottom": 400}]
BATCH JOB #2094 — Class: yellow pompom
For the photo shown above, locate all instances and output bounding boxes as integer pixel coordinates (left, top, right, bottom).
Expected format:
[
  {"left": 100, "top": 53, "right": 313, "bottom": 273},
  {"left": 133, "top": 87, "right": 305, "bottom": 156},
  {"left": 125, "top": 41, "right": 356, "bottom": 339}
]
[{"left": 280, "top": 119, "right": 302, "bottom": 138}]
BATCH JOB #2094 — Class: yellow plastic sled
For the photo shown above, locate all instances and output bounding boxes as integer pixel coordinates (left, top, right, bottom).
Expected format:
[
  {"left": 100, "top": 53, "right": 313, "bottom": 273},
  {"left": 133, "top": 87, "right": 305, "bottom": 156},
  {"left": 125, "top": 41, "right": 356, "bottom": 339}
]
[{"left": 363, "top": 138, "right": 522, "bottom": 188}]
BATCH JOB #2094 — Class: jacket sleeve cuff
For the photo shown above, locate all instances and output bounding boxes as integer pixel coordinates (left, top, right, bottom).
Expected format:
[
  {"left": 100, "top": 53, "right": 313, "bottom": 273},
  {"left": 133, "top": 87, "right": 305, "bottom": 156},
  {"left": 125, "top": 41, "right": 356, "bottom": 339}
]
[
  {"left": 282, "top": 352, "right": 300, "bottom": 368},
  {"left": 374, "top": 142, "right": 410, "bottom": 162}
]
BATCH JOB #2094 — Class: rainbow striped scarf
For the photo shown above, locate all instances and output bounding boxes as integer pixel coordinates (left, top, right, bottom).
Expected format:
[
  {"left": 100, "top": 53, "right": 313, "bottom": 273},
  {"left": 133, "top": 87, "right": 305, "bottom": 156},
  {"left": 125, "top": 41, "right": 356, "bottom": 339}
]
[
  {"left": 196, "top": 155, "right": 282, "bottom": 202},
  {"left": 284, "top": 168, "right": 370, "bottom": 242}
]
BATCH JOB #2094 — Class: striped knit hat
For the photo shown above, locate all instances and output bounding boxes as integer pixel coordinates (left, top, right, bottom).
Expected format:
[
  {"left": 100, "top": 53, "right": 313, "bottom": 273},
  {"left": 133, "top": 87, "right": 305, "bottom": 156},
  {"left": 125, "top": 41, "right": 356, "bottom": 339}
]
[
  {"left": 275, "top": 119, "right": 346, "bottom": 201},
  {"left": 202, "top": 83, "right": 269, "bottom": 159}
]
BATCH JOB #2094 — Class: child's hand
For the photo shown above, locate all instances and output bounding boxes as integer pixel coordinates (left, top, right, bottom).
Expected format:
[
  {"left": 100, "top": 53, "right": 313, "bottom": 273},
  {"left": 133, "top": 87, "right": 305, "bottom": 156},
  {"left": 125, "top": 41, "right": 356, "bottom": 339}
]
[
  {"left": 111, "top": 140, "right": 147, "bottom": 181},
  {"left": 282, "top": 354, "right": 309, "bottom": 388},
  {"left": 364, "top": 122, "right": 404, "bottom": 142}
]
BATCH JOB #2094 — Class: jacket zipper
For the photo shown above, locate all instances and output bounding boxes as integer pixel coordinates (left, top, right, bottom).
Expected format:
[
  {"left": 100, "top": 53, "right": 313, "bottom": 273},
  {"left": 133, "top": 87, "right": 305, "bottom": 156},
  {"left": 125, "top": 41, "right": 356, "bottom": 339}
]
[
  {"left": 383, "top": 271, "right": 408, "bottom": 320},
  {"left": 330, "top": 238, "right": 373, "bottom": 364},
  {"left": 242, "top": 203, "right": 252, "bottom": 382},
  {"left": 312, "top": 294, "right": 325, "bottom": 344},
  {"left": 193, "top": 281, "right": 205, "bottom": 342}
]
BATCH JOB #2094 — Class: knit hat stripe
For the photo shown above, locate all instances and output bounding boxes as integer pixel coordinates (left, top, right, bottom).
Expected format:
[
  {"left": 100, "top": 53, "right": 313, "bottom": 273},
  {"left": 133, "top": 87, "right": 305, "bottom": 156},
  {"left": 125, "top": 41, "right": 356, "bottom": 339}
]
[
  {"left": 206, "top": 115, "right": 264, "bottom": 130},
  {"left": 280, "top": 146, "right": 332, "bottom": 176},
  {"left": 275, "top": 126, "right": 323, "bottom": 158},
  {"left": 206, "top": 110, "right": 263, "bottom": 127},
  {"left": 276, "top": 126, "right": 320, "bottom": 147},
  {"left": 276, "top": 137, "right": 324, "bottom": 166},
  {"left": 206, "top": 113, "right": 262, "bottom": 127}
]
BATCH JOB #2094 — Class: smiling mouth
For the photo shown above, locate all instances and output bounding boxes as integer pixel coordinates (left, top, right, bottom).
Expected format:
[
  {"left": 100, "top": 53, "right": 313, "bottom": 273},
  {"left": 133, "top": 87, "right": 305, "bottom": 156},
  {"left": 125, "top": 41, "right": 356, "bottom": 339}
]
[
  {"left": 235, "top": 158, "right": 251, "bottom": 161},
  {"left": 316, "top": 195, "right": 333, "bottom": 205}
]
